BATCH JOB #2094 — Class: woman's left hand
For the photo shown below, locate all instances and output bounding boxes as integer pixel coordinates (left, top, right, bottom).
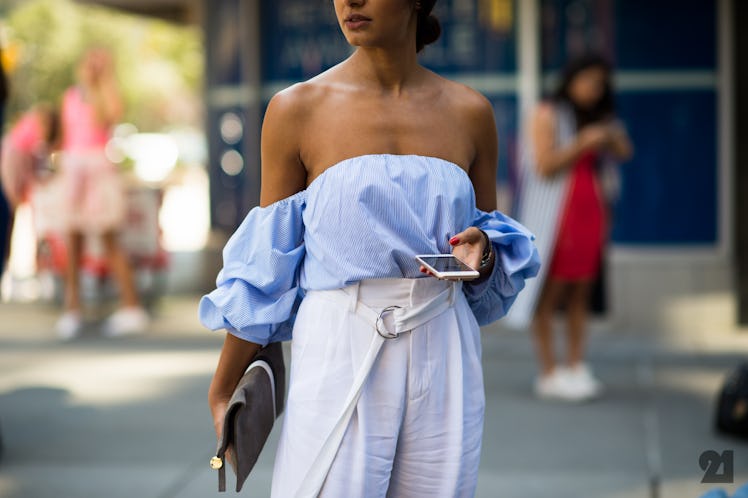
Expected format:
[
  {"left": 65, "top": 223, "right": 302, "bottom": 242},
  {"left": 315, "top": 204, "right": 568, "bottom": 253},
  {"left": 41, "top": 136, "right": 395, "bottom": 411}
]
[{"left": 419, "top": 226, "right": 488, "bottom": 278}]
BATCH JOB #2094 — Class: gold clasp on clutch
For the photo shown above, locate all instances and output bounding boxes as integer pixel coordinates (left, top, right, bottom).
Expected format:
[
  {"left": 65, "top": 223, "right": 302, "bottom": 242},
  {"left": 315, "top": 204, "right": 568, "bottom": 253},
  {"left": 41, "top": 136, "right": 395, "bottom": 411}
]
[{"left": 210, "top": 456, "right": 223, "bottom": 470}]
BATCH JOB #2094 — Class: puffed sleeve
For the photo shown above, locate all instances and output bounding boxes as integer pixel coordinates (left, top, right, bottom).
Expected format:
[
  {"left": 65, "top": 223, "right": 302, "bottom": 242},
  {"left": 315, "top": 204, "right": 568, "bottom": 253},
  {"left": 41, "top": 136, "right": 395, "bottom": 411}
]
[
  {"left": 198, "top": 191, "right": 307, "bottom": 345},
  {"left": 462, "top": 209, "right": 541, "bottom": 325}
]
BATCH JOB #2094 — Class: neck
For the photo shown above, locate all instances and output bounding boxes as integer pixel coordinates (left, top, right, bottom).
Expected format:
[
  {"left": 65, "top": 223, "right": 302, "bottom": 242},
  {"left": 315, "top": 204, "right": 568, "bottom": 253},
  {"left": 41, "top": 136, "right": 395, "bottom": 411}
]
[{"left": 348, "top": 44, "right": 421, "bottom": 96}]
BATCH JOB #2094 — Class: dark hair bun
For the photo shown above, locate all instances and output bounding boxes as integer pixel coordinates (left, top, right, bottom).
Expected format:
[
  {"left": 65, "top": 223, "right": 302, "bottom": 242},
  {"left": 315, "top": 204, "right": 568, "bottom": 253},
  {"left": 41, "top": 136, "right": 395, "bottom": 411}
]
[
  {"left": 416, "top": 14, "right": 441, "bottom": 52},
  {"left": 416, "top": 1, "right": 440, "bottom": 52}
]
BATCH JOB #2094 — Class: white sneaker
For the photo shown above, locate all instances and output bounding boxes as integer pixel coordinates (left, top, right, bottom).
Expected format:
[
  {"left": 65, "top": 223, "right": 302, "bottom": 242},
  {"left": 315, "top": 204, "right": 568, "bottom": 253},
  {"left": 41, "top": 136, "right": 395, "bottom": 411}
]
[
  {"left": 56, "top": 311, "right": 83, "bottom": 341},
  {"left": 103, "top": 307, "right": 150, "bottom": 337},
  {"left": 561, "top": 363, "right": 603, "bottom": 400},
  {"left": 534, "top": 369, "right": 589, "bottom": 402}
]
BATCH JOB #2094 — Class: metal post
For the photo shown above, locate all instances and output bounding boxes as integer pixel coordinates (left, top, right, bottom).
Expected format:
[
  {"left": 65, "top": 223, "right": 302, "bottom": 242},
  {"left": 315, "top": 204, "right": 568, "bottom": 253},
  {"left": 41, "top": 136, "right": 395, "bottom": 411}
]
[
  {"left": 733, "top": 0, "right": 748, "bottom": 325},
  {"left": 517, "top": 0, "right": 540, "bottom": 139},
  {"left": 239, "top": 0, "right": 263, "bottom": 214}
]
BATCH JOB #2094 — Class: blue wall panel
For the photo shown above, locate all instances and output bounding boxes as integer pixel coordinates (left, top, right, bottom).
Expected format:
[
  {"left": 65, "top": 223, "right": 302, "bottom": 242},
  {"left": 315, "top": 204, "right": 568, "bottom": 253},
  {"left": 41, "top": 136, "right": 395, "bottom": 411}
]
[
  {"left": 540, "top": 0, "right": 718, "bottom": 245},
  {"left": 261, "top": 0, "right": 517, "bottom": 81},
  {"left": 540, "top": 0, "right": 616, "bottom": 71},
  {"left": 205, "top": 0, "right": 247, "bottom": 230},
  {"left": 613, "top": 91, "right": 717, "bottom": 244},
  {"left": 491, "top": 95, "right": 518, "bottom": 185},
  {"left": 614, "top": 0, "right": 716, "bottom": 70},
  {"left": 421, "top": 0, "right": 517, "bottom": 73},
  {"left": 260, "top": 1, "right": 348, "bottom": 82}
]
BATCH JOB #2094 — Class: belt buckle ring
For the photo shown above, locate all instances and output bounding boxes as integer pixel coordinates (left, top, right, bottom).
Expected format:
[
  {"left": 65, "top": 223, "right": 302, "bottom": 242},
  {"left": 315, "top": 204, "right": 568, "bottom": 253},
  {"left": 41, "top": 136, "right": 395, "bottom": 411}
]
[{"left": 376, "top": 305, "right": 402, "bottom": 339}]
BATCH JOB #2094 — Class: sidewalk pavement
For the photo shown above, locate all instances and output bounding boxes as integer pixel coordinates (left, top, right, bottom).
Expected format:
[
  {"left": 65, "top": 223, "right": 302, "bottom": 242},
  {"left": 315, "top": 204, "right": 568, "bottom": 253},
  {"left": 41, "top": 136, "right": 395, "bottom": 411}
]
[{"left": 1, "top": 296, "right": 747, "bottom": 498}]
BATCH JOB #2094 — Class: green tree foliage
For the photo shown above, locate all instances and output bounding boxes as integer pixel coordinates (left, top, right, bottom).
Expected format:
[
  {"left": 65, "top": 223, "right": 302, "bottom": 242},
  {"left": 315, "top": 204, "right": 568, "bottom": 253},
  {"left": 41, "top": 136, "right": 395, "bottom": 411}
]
[{"left": 4, "top": 0, "right": 203, "bottom": 131}]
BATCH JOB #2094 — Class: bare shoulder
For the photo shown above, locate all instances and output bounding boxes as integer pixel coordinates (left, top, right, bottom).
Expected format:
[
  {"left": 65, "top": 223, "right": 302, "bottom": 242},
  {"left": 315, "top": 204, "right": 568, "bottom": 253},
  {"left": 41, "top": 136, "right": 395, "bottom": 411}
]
[
  {"left": 265, "top": 81, "right": 319, "bottom": 125},
  {"left": 260, "top": 82, "right": 325, "bottom": 204},
  {"left": 532, "top": 101, "right": 556, "bottom": 126},
  {"left": 430, "top": 75, "right": 497, "bottom": 159},
  {"left": 435, "top": 77, "right": 497, "bottom": 155},
  {"left": 262, "top": 72, "right": 337, "bottom": 153},
  {"left": 260, "top": 67, "right": 347, "bottom": 205},
  {"left": 433, "top": 76, "right": 494, "bottom": 123},
  {"left": 529, "top": 101, "right": 558, "bottom": 148},
  {"left": 263, "top": 65, "right": 345, "bottom": 137},
  {"left": 430, "top": 76, "right": 498, "bottom": 208},
  {"left": 261, "top": 83, "right": 314, "bottom": 161}
]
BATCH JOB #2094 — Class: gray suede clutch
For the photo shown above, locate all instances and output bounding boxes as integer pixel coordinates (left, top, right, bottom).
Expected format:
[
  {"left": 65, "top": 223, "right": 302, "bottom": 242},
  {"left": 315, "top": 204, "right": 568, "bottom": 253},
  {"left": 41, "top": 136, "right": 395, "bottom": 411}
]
[{"left": 210, "top": 342, "right": 285, "bottom": 492}]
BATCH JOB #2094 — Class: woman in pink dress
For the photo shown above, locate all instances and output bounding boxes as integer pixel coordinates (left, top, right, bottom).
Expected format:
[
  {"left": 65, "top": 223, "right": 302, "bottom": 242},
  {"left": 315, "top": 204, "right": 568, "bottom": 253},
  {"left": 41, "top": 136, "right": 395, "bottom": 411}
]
[{"left": 55, "top": 48, "right": 149, "bottom": 339}]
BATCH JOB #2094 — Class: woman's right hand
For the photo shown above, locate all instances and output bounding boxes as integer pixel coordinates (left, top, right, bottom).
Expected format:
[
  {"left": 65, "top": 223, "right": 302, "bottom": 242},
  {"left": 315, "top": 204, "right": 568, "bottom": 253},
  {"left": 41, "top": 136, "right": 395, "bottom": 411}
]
[
  {"left": 208, "top": 333, "right": 262, "bottom": 440},
  {"left": 209, "top": 389, "right": 230, "bottom": 440},
  {"left": 209, "top": 389, "right": 235, "bottom": 470}
]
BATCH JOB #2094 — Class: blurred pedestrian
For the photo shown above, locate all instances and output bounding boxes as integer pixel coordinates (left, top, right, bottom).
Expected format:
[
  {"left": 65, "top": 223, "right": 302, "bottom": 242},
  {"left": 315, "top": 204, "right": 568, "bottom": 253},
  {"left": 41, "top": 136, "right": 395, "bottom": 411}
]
[
  {"left": 55, "top": 48, "right": 149, "bottom": 339},
  {"left": 511, "top": 54, "right": 633, "bottom": 401},
  {"left": 1, "top": 104, "right": 59, "bottom": 206},
  {"left": 0, "top": 46, "right": 6, "bottom": 468},
  {"left": 0, "top": 47, "right": 10, "bottom": 278},
  {"left": 0, "top": 103, "right": 59, "bottom": 286},
  {"left": 200, "top": 0, "right": 539, "bottom": 495}
]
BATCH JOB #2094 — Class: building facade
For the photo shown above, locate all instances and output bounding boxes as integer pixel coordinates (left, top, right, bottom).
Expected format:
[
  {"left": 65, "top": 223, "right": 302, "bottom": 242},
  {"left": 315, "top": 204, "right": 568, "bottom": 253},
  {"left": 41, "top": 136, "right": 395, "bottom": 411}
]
[{"left": 83, "top": 0, "right": 745, "bottom": 336}]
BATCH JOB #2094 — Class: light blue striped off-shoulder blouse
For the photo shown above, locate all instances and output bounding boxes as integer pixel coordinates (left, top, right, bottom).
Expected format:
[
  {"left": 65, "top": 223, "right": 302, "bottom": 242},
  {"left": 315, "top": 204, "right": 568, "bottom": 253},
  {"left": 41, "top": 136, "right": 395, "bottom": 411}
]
[{"left": 199, "top": 154, "right": 540, "bottom": 345}]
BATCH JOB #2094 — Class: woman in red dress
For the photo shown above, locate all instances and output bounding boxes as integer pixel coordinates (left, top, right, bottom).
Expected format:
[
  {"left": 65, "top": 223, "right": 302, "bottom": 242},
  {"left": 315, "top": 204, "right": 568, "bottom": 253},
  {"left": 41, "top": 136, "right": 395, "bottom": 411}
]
[{"left": 530, "top": 55, "right": 633, "bottom": 401}]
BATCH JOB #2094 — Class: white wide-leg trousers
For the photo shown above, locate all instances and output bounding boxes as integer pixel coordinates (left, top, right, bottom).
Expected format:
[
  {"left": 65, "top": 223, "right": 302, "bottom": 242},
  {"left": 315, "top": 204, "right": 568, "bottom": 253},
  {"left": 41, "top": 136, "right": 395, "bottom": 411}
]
[{"left": 271, "top": 278, "right": 485, "bottom": 498}]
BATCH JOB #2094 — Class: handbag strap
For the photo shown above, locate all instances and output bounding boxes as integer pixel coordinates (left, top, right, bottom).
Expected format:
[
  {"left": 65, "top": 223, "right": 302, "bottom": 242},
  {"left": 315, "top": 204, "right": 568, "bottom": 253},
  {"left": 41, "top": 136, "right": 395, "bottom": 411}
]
[
  {"left": 218, "top": 462, "right": 226, "bottom": 492},
  {"left": 213, "top": 433, "right": 228, "bottom": 492},
  {"left": 250, "top": 359, "right": 277, "bottom": 419},
  {"left": 294, "top": 281, "right": 458, "bottom": 497}
]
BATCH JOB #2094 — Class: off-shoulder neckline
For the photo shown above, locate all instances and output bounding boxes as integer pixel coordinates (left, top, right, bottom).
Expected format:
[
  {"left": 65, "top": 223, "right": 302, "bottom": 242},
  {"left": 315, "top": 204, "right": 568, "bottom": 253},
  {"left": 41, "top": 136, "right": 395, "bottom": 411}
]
[
  {"left": 263, "top": 154, "right": 471, "bottom": 208},
  {"left": 309, "top": 153, "right": 469, "bottom": 187}
]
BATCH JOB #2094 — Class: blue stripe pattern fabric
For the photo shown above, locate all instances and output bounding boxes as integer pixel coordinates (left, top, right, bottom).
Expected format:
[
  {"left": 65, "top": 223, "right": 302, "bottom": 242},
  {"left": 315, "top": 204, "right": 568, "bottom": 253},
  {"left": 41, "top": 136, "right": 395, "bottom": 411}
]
[{"left": 199, "top": 154, "right": 540, "bottom": 345}]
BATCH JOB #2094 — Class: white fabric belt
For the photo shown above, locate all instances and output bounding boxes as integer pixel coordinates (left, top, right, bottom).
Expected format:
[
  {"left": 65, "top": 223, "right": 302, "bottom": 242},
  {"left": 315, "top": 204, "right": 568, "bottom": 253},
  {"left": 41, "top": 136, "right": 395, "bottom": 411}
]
[{"left": 296, "top": 278, "right": 461, "bottom": 497}]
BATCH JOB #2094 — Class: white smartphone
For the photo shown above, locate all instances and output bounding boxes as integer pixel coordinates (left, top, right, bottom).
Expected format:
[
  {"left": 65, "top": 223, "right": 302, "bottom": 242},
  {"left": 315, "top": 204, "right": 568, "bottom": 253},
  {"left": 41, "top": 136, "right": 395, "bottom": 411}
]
[{"left": 415, "top": 254, "right": 480, "bottom": 281}]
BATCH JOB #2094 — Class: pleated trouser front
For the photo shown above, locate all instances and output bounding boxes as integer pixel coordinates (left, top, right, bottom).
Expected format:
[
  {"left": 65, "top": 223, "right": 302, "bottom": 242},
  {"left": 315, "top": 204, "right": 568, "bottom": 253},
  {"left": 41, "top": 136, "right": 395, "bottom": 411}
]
[{"left": 271, "top": 278, "right": 485, "bottom": 498}]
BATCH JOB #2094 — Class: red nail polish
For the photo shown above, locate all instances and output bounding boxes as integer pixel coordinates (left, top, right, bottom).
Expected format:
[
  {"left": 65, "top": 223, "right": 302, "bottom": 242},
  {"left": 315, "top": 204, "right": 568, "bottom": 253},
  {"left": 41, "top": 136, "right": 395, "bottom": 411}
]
[{"left": 449, "top": 237, "right": 460, "bottom": 245}]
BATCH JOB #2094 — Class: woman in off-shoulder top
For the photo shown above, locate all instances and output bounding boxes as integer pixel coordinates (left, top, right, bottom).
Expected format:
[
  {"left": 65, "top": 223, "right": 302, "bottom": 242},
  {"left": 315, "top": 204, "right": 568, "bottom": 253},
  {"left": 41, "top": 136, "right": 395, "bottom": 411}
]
[{"left": 200, "top": 1, "right": 539, "bottom": 496}]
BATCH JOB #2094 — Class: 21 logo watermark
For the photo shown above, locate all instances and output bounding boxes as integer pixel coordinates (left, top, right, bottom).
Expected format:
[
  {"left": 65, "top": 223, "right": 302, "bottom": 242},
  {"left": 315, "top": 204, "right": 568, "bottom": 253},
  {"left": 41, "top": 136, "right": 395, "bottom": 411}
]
[{"left": 701, "top": 450, "right": 734, "bottom": 484}]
